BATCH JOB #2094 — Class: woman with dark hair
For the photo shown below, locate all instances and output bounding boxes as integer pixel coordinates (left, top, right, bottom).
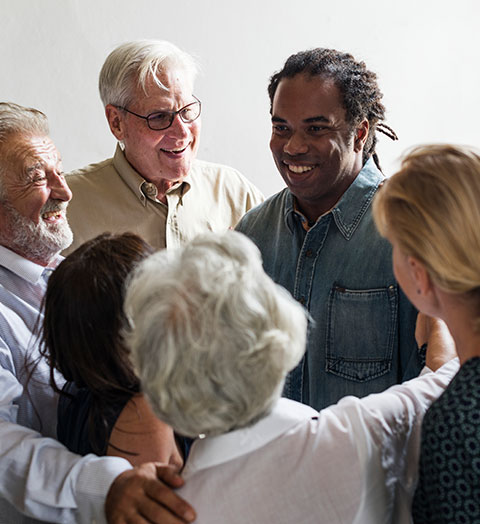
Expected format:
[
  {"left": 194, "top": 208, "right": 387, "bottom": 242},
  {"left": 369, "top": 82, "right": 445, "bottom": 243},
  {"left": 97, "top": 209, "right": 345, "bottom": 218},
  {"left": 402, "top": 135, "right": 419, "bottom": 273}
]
[{"left": 40, "top": 232, "right": 182, "bottom": 467}]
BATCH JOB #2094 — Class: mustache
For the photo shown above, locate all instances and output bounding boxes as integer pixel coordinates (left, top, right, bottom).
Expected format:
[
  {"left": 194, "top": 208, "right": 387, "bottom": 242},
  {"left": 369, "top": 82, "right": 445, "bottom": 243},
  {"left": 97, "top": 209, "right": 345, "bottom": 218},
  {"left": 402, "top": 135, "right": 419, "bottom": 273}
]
[{"left": 40, "top": 199, "right": 68, "bottom": 215}]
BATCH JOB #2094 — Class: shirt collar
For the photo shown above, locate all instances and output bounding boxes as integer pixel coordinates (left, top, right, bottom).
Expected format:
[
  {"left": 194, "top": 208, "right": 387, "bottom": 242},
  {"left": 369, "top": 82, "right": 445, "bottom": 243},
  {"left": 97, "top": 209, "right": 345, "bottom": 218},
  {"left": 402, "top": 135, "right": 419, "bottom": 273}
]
[
  {"left": 182, "top": 398, "right": 317, "bottom": 477},
  {"left": 112, "top": 144, "right": 192, "bottom": 206},
  {"left": 284, "top": 158, "right": 385, "bottom": 239},
  {"left": 0, "top": 245, "right": 62, "bottom": 284}
]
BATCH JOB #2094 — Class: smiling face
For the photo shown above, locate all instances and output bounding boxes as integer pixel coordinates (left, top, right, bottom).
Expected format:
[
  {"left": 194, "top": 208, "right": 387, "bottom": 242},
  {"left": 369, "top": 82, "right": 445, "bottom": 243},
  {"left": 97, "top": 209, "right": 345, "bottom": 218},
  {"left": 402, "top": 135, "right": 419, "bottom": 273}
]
[
  {"left": 0, "top": 134, "right": 73, "bottom": 265},
  {"left": 106, "top": 67, "right": 201, "bottom": 191},
  {"left": 270, "top": 73, "right": 368, "bottom": 221}
]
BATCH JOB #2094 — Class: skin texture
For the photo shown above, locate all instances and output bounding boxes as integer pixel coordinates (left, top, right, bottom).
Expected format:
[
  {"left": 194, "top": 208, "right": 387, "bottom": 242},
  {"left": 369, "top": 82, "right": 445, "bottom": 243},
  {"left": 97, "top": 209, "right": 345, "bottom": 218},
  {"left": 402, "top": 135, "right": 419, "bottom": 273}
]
[
  {"left": 105, "top": 463, "right": 196, "bottom": 524},
  {"left": 0, "top": 134, "right": 195, "bottom": 522},
  {"left": 391, "top": 239, "right": 459, "bottom": 368},
  {"left": 105, "top": 68, "right": 201, "bottom": 203},
  {"left": 0, "top": 135, "right": 70, "bottom": 222},
  {"left": 269, "top": 73, "right": 368, "bottom": 222},
  {"left": 0, "top": 134, "right": 72, "bottom": 265},
  {"left": 107, "top": 393, "right": 183, "bottom": 469}
]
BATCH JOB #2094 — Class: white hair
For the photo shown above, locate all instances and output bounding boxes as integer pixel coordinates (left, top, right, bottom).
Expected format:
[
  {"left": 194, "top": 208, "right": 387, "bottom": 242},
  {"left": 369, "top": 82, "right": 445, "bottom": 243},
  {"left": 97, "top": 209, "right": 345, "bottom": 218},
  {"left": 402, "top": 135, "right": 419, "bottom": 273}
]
[
  {"left": 99, "top": 40, "right": 199, "bottom": 108},
  {"left": 124, "top": 231, "right": 307, "bottom": 438},
  {"left": 0, "top": 199, "right": 72, "bottom": 263},
  {"left": 0, "top": 102, "right": 50, "bottom": 197}
]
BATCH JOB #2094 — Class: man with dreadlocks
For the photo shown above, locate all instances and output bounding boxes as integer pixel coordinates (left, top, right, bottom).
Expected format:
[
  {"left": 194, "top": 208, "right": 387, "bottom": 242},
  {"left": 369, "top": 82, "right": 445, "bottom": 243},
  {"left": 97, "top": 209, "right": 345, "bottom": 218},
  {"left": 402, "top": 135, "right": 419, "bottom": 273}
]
[{"left": 237, "top": 48, "right": 422, "bottom": 411}]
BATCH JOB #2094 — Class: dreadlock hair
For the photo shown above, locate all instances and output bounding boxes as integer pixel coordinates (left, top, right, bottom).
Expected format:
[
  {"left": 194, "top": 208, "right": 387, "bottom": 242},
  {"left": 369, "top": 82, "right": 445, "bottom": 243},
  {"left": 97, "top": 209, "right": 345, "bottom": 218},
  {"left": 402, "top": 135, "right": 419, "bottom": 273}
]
[{"left": 268, "top": 48, "right": 398, "bottom": 171}]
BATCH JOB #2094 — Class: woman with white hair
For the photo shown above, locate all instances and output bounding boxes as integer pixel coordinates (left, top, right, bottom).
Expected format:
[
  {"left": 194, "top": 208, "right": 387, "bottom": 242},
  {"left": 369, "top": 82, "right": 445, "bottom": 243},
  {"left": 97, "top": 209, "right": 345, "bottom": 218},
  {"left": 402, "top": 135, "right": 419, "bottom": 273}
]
[
  {"left": 124, "top": 230, "right": 457, "bottom": 524},
  {"left": 373, "top": 144, "right": 480, "bottom": 523}
]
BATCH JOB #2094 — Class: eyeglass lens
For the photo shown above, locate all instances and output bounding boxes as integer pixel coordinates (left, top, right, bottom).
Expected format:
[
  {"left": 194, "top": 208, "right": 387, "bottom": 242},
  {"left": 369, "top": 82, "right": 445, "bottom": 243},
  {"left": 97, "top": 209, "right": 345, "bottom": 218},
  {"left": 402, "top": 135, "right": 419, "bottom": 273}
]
[{"left": 148, "top": 101, "right": 200, "bottom": 130}]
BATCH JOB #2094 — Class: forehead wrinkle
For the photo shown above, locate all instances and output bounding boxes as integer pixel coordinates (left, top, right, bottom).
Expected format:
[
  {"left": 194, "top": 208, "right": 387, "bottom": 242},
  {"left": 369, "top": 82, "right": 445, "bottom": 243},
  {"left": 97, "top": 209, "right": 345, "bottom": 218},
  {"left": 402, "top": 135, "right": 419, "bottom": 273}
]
[
  {"left": 304, "top": 116, "right": 331, "bottom": 124},
  {"left": 5, "top": 138, "right": 60, "bottom": 186}
]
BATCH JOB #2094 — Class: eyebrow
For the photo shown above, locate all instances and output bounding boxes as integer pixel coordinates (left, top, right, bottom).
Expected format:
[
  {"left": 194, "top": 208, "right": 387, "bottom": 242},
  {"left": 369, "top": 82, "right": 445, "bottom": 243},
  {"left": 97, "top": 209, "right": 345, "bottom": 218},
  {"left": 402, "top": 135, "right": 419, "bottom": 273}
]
[
  {"left": 25, "top": 162, "right": 45, "bottom": 174},
  {"left": 271, "top": 115, "right": 331, "bottom": 124},
  {"left": 25, "top": 157, "right": 62, "bottom": 175},
  {"left": 305, "top": 116, "right": 330, "bottom": 124}
]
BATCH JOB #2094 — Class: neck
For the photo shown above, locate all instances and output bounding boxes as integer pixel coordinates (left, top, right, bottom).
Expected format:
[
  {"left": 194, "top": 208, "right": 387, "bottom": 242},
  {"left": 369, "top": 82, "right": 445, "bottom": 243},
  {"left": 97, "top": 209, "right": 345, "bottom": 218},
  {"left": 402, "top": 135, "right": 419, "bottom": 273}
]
[
  {"left": 155, "top": 179, "right": 176, "bottom": 205},
  {"left": 441, "top": 296, "right": 480, "bottom": 365},
  {"left": 449, "top": 322, "right": 480, "bottom": 365},
  {"left": 295, "top": 166, "right": 362, "bottom": 223},
  {"left": 1, "top": 244, "right": 56, "bottom": 267}
]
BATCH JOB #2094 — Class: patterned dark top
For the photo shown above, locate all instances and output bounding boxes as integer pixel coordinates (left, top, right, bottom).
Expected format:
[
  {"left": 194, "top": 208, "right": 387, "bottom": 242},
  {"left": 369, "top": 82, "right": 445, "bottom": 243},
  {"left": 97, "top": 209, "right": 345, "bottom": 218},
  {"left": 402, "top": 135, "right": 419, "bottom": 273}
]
[{"left": 412, "top": 357, "right": 480, "bottom": 523}]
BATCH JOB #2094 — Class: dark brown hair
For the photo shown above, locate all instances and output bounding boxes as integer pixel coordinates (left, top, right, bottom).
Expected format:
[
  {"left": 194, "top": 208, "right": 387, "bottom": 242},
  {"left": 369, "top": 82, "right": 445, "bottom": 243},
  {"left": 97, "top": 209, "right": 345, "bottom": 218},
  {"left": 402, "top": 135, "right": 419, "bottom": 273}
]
[{"left": 40, "top": 232, "right": 153, "bottom": 453}]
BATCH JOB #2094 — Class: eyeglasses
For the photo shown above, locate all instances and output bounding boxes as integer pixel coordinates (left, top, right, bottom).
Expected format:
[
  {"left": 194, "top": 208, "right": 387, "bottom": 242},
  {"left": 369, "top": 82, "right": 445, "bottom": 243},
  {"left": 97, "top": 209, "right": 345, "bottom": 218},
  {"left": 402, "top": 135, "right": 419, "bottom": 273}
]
[{"left": 115, "top": 95, "right": 201, "bottom": 131}]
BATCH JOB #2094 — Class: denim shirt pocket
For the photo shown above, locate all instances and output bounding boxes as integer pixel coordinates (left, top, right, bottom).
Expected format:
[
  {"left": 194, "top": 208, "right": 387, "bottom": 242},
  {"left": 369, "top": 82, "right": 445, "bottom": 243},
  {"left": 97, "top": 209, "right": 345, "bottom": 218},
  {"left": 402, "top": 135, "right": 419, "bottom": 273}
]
[{"left": 325, "top": 284, "right": 398, "bottom": 382}]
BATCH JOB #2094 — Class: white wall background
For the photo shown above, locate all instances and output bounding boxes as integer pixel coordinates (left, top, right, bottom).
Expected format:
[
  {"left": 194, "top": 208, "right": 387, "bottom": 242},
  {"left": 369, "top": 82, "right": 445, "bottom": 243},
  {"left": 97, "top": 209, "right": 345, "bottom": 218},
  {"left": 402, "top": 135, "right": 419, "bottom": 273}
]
[{"left": 1, "top": 0, "right": 479, "bottom": 197}]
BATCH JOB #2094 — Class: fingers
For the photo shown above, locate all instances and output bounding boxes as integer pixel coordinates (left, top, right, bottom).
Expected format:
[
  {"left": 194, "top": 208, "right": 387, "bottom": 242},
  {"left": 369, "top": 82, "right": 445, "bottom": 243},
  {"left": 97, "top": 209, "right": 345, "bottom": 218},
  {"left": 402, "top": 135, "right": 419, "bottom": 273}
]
[
  {"left": 155, "top": 463, "right": 185, "bottom": 488},
  {"left": 105, "top": 463, "right": 196, "bottom": 524},
  {"left": 145, "top": 468, "right": 195, "bottom": 522}
]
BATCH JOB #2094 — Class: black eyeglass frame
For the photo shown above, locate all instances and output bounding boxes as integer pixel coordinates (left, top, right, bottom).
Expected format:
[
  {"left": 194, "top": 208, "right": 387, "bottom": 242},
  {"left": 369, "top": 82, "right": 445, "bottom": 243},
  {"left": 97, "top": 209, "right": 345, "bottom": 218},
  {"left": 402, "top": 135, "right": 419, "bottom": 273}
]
[{"left": 115, "top": 95, "right": 201, "bottom": 131}]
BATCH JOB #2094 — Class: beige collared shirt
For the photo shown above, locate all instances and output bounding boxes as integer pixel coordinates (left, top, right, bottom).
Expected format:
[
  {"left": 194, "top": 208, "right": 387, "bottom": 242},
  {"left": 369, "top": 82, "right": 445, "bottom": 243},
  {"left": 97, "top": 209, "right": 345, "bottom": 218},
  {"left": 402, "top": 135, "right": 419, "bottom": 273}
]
[{"left": 64, "top": 145, "right": 264, "bottom": 253}]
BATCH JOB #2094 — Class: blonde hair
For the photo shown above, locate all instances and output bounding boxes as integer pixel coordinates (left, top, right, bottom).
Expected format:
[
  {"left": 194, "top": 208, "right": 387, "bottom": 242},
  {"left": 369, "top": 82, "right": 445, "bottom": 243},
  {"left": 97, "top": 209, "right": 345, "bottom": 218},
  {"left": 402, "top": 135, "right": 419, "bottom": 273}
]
[{"left": 373, "top": 144, "right": 480, "bottom": 328}]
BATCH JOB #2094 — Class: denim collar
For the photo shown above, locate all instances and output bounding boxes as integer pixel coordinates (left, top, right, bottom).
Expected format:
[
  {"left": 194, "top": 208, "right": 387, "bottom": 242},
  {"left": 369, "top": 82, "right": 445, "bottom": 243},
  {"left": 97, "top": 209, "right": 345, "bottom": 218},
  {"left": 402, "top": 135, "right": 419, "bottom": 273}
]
[{"left": 284, "top": 157, "right": 385, "bottom": 240}]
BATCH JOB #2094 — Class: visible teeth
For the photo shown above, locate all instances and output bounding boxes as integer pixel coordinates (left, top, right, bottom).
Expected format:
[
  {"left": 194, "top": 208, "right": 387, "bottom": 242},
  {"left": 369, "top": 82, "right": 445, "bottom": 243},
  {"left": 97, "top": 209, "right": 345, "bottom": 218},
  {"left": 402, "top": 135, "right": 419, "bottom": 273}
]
[
  {"left": 42, "top": 210, "right": 62, "bottom": 219},
  {"left": 162, "top": 147, "right": 186, "bottom": 154},
  {"left": 287, "top": 164, "right": 314, "bottom": 174}
]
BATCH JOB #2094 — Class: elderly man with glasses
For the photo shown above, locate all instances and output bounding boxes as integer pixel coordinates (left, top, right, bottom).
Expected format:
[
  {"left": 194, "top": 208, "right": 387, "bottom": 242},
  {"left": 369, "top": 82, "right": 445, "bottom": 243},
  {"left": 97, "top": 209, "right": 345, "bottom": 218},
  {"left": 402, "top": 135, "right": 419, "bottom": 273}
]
[{"left": 65, "top": 40, "right": 263, "bottom": 253}]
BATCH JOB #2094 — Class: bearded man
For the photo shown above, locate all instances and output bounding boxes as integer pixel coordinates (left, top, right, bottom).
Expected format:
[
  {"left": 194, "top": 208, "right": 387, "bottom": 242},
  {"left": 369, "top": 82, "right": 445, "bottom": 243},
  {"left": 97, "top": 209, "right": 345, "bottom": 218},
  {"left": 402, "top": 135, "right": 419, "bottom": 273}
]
[{"left": 0, "top": 102, "right": 194, "bottom": 524}]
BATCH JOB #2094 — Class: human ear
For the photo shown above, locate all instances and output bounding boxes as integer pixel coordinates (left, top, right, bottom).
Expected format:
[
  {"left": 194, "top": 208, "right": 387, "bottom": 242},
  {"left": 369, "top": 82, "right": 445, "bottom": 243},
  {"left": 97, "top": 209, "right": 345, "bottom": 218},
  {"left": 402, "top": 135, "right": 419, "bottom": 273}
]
[
  {"left": 354, "top": 119, "right": 369, "bottom": 152},
  {"left": 105, "top": 105, "right": 126, "bottom": 141},
  {"left": 407, "top": 256, "right": 438, "bottom": 302}
]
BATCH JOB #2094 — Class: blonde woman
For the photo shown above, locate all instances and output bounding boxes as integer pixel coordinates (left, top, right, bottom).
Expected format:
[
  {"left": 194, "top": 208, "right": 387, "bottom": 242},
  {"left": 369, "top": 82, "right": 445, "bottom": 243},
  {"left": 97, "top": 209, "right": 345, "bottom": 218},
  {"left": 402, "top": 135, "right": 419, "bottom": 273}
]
[{"left": 373, "top": 144, "right": 480, "bottom": 523}]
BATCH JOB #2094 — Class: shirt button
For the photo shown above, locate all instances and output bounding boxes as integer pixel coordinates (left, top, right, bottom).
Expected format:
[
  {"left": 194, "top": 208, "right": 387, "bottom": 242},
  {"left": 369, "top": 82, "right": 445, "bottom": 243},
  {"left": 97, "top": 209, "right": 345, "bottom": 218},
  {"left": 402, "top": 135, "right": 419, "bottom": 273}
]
[
  {"left": 305, "top": 249, "right": 313, "bottom": 257},
  {"left": 299, "top": 297, "right": 306, "bottom": 305}
]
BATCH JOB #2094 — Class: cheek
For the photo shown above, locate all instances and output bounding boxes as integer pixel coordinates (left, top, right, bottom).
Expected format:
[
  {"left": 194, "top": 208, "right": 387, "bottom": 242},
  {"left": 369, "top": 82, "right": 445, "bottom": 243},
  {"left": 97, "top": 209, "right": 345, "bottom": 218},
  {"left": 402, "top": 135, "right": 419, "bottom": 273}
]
[
  {"left": 189, "top": 122, "right": 201, "bottom": 151},
  {"left": 269, "top": 136, "right": 282, "bottom": 158},
  {"left": 16, "top": 194, "right": 47, "bottom": 223}
]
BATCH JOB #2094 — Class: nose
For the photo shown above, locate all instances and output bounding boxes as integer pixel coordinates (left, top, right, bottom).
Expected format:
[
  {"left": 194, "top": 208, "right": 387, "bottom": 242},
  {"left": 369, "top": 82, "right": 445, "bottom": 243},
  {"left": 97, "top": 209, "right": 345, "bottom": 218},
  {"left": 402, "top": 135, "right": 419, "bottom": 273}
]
[
  {"left": 166, "top": 113, "right": 190, "bottom": 139},
  {"left": 283, "top": 132, "right": 308, "bottom": 156},
  {"left": 49, "top": 173, "right": 72, "bottom": 202}
]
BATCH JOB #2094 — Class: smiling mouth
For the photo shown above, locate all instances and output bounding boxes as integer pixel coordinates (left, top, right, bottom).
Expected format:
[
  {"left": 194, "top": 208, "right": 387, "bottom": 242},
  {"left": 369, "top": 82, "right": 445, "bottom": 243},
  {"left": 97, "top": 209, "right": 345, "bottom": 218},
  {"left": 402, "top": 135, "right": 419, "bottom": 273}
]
[
  {"left": 284, "top": 162, "right": 315, "bottom": 174},
  {"left": 42, "top": 210, "right": 64, "bottom": 221},
  {"left": 160, "top": 146, "right": 188, "bottom": 155}
]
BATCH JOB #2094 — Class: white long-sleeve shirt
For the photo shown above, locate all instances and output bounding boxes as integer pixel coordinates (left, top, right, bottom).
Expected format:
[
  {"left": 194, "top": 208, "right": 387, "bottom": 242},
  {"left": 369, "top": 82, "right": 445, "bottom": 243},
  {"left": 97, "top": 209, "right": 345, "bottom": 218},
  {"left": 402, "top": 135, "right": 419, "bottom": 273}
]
[
  {"left": 0, "top": 246, "right": 131, "bottom": 524},
  {"left": 178, "top": 358, "right": 459, "bottom": 524}
]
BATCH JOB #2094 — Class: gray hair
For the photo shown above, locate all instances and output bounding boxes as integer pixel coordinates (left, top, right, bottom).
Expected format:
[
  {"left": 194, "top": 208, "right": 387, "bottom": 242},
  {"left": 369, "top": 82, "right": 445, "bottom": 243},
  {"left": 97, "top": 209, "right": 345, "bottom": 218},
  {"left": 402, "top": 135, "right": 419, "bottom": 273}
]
[
  {"left": 0, "top": 102, "right": 50, "bottom": 197},
  {"left": 99, "top": 40, "right": 199, "bottom": 108},
  {"left": 124, "top": 231, "right": 307, "bottom": 438}
]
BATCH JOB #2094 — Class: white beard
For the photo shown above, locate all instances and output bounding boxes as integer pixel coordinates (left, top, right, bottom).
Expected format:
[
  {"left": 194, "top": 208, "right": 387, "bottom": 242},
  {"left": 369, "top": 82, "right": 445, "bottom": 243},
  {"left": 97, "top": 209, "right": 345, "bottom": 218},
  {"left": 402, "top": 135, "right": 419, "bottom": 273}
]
[{"left": 0, "top": 199, "right": 73, "bottom": 264}]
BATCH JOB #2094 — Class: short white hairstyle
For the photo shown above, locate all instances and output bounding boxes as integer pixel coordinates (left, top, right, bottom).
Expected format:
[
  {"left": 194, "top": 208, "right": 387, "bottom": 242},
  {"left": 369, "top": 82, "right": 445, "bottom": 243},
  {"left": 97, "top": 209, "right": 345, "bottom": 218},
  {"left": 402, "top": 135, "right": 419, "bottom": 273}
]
[
  {"left": 99, "top": 40, "right": 199, "bottom": 108},
  {"left": 124, "top": 231, "right": 307, "bottom": 438},
  {"left": 0, "top": 102, "right": 50, "bottom": 198}
]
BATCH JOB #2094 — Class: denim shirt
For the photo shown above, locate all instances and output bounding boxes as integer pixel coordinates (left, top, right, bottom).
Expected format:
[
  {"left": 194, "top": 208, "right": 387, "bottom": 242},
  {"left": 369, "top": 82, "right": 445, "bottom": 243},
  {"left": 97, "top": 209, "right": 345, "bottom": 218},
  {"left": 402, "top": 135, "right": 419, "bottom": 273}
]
[{"left": 236, "top": 159, "right": 422, "bottom": 411}]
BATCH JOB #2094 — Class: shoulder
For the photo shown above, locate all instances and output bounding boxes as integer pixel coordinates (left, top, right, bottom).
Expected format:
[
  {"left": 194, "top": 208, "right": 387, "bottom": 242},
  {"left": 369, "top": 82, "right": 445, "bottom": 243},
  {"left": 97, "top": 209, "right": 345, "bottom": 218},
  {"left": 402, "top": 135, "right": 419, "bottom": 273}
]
[
  {"left": 108, "top": 393, "right": 181, "bottom": 467},
  {"left": 66, "top": 157, "right": 116, "bottom": 188},
  {"left": 190, "top": 159, "right": 263, "bottom": 200},
  {"left": 236, "top": 189, "right": 289, "bottom": 232}
]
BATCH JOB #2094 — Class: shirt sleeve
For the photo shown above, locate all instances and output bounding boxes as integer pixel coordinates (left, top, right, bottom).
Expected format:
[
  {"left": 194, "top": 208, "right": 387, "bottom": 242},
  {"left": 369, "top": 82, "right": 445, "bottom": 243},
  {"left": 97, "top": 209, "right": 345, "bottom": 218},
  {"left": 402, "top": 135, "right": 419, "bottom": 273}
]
[
  {"left": 326, "top": 358, "right": 460, "bottom": 522},
  {"left": 0, "top": 365, "right": 132, "bottom": 523}
]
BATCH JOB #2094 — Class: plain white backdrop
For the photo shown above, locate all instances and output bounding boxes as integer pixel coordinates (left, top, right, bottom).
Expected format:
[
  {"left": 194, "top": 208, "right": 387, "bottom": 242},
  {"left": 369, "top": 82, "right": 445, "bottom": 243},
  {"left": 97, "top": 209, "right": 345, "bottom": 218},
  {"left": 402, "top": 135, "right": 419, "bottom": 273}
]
[{"left": 1, "top": 0, "right": 479, "bottom": 196}]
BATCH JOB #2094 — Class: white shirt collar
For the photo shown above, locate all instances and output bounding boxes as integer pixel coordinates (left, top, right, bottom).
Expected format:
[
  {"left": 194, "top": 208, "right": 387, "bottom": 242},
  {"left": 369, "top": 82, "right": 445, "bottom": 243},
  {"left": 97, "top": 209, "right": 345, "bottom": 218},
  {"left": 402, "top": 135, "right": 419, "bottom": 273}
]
[
  {"left": 0, "top": 245, "right": 62, "bottom": 284},
  {"left": 183, "top": 398, "right": 318, "bottom": 477}
]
